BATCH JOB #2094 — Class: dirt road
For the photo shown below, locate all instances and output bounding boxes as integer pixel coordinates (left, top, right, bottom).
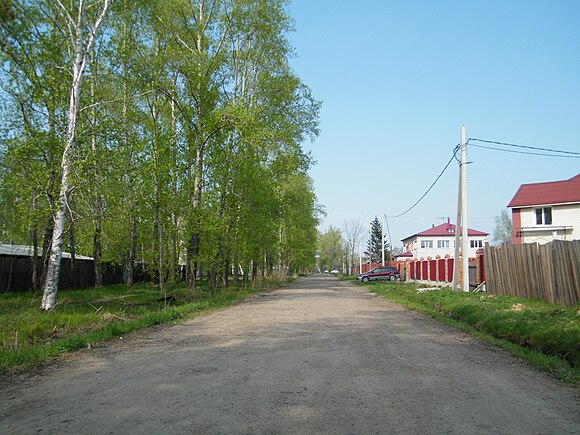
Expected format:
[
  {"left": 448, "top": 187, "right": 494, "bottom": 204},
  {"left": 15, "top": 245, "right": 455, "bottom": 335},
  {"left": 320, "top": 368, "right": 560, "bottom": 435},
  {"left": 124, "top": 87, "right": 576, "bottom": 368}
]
[{"left": 1, "top": 276, "right": 579, "bottom": 434}]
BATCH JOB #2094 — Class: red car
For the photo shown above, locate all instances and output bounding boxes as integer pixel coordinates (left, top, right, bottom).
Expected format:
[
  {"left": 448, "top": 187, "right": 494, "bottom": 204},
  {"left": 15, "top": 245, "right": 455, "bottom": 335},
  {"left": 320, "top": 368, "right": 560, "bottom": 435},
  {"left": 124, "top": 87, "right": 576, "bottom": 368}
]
[{"left": 357, "top": 266, "right": 400, "bottom": 282}]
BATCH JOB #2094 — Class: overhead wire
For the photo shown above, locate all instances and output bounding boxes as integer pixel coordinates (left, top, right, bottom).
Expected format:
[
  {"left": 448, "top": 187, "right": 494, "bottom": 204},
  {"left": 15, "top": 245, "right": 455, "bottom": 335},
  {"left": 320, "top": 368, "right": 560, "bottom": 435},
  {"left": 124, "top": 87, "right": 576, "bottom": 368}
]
[
  {"left": 468, "top": 143, "right": 580, "bottom": 158},
  {"left": 468, "top": 138, "right": 580, "bottom": 158},
  {"left": 388, "top": 144, "right": 459, "bottom": 219},
  {"left": 383, "top": 136, "right": 577, "bottom": 224}
]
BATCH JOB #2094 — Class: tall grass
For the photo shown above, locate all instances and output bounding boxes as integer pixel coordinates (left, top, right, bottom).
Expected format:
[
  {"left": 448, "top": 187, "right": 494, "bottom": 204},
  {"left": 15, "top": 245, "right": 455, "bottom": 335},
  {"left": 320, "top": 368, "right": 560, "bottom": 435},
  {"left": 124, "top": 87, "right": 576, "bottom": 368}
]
[{"left": 0, "top": 281, "right": 269, "bottom": 373}]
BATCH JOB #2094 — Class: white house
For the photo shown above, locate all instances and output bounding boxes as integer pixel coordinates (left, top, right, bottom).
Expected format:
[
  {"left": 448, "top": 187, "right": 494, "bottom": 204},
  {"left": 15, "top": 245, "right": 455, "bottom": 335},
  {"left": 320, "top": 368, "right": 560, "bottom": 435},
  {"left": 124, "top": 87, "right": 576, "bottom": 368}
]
[
  {"left": 508, "top": 173, "right": 580, "bottom": 245},
  {"left": 400, "top": 218, "right": 488, "bottom": 260}
]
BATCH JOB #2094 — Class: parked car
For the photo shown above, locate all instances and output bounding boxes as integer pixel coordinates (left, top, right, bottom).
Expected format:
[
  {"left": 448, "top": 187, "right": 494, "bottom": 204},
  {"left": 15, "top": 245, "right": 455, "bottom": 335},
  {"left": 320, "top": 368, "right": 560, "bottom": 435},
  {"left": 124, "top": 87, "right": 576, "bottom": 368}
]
[
  {"left": 357, "top": 266, "right": 399, "bottom": 282},
  {"left": 331, "top": 269, "right": 339, "bottom": 274}
]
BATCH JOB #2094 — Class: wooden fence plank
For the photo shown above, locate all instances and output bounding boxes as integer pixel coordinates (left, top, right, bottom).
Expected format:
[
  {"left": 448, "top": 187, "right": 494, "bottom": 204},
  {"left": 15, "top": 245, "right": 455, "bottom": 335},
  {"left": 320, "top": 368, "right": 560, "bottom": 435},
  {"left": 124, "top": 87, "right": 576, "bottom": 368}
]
[{"left": 483, "top": 240, "right": 578, "bottom": 307}]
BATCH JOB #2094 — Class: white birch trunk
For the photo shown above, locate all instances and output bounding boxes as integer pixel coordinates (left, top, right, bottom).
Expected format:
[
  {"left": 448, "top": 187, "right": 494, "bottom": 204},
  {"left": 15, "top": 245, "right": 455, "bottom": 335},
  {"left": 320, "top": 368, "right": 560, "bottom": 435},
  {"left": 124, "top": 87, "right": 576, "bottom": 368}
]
[{"left": 40, "top": 0, "right": 110, "bottom": 310}]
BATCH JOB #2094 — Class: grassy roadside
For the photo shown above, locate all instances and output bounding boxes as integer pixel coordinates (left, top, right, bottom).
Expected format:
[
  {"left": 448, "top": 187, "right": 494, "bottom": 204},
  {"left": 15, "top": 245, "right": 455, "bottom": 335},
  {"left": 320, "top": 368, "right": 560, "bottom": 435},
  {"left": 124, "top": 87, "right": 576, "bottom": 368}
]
[
  {"left": 351, "top": 278, "right": 580, "bottom": 383},
  {"left": 0, "top": 280, "right": 281, "bottom": 374}
]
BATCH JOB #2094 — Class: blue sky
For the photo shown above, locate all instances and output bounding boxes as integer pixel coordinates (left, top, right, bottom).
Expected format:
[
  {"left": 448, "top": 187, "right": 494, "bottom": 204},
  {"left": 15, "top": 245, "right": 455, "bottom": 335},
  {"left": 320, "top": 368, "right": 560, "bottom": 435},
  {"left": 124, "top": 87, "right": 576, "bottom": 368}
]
[{"left": 287, "top": 0, "right": 580, "bottom": 248}]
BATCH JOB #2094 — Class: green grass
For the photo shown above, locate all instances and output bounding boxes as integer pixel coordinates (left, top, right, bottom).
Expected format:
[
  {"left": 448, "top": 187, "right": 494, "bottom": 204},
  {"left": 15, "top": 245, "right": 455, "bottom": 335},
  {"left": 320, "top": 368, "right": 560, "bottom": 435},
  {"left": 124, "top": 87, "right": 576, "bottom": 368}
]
[
  {"left": 355, "top": 279, "right": 580, "bottom": 383},
  {"left": 0, "top": 279, "right": 281, "bottom": 374}
]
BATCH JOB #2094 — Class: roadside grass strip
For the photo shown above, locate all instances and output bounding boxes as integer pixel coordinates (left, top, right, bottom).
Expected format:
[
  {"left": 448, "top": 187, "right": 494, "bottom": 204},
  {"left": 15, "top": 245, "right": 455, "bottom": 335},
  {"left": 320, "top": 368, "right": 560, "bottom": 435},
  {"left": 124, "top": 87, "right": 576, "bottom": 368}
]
[
  {"left": 0, "top": 281, "right": 276, "bottom": 374},
  {"left": 357, "top": 280, "right": 580, "bottom": 383}
]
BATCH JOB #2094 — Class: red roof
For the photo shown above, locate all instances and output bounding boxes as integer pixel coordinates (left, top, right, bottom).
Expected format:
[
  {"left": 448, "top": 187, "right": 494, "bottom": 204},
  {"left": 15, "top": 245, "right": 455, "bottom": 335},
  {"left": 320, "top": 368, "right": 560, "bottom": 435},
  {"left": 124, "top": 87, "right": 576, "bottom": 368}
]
[
  {"left": 507, "top": 174, "right": 580, "bottom": 208},
  {"left": 402, "top": 220, "right": 488, "bottom": 241}
]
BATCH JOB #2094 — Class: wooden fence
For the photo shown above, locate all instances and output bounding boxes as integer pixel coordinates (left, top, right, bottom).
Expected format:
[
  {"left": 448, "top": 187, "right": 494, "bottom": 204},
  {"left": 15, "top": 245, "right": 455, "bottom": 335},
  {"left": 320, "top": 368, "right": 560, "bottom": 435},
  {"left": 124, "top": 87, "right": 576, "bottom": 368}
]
[
  {"left": 483, "top": 240, "right": 580, "bottom": 307},
  {"left": 0, "top": 255, "right": 136, "bottom": 293}
]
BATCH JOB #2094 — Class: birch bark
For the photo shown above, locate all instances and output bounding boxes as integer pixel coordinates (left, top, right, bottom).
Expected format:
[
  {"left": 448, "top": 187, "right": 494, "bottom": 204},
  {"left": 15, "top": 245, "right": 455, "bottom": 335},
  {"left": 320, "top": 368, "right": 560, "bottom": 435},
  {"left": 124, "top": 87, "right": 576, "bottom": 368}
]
[{"left": 40, "top": 0, "right": 111, "bottom": 310}]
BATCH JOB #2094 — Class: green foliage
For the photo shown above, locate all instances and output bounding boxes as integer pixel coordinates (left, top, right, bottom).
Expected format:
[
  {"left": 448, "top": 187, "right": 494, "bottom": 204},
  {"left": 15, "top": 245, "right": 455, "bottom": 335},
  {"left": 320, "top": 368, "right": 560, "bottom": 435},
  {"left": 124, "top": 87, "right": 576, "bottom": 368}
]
[
  {"left": 318, "top": 226, "right": 344, "bottom": 272},
  {"left": 358, "top": 281, "right": 580, "bottom": 382},
  {"left": 0, "top": 0, "right": 321, "bottom": 296}
]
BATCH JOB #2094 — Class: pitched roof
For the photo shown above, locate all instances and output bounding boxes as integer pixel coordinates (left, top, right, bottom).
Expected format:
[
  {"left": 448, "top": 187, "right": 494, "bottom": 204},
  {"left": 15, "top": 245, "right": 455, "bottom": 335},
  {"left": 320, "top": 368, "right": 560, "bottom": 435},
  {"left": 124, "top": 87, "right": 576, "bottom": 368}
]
[
  {"left": 0, "top": 244, "right": 93, "bottom": 260},
  {"left": 507, "top": 174, "right": 580, "bottom": 208},
  {"left": 402, "top": 220, "right": 488, "bottom": 241},
  {"left": 393, "top": 251, "right": 413, "bottom": 258}
]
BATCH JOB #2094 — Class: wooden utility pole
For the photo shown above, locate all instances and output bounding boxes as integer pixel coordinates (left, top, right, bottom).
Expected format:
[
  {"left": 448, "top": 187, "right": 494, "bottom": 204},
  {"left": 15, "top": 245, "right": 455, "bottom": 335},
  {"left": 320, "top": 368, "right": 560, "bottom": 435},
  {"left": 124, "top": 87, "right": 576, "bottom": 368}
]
[{"left": 452, "top": 125, "right": 469, "bottom": 292}]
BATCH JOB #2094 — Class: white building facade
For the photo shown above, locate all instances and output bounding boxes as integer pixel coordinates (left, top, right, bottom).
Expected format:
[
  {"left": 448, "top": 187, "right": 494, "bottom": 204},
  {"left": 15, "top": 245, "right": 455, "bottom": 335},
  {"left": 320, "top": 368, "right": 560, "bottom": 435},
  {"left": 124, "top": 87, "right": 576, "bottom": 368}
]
[
  {"left": 401, "top": 219, "right": 488, "bottom": 260},
  {"left": 509, "top": 174, "right": 580, "bottom": 245}
]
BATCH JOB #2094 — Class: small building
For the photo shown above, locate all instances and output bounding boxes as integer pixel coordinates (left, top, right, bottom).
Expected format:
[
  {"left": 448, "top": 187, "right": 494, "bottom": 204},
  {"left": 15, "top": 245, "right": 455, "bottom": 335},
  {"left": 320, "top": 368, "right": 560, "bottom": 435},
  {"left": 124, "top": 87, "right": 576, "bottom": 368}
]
[
  {"left": 0, "top": 244, "right": 93, "bottom": 260},
  {"left": 401, "top": 218, "right": 488, "bottom": 260},
  {"left": 508, "top": 174, "right": 580, "bottom": 245}
]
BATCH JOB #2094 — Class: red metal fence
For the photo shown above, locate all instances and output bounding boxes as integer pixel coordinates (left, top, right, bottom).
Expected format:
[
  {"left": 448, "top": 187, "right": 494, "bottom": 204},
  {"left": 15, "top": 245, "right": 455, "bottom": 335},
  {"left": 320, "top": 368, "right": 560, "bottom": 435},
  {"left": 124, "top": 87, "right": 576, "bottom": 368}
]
[
  {"left": 352, "top": 242, "right": 578, "bottom": 306},
  {"left": 352, "top": 251, "right": 486, "bottom": 289}
]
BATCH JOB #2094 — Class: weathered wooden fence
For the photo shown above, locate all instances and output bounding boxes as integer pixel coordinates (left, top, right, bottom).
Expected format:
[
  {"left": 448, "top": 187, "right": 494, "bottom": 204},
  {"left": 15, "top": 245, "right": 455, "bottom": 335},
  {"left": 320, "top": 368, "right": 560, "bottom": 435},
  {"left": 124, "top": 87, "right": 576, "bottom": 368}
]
[
  {"left": 0, "top": 256, "right": 135, "bottom": 293},
  {"left": 483, "top": 240, "right": 580, "bottom": 307}
]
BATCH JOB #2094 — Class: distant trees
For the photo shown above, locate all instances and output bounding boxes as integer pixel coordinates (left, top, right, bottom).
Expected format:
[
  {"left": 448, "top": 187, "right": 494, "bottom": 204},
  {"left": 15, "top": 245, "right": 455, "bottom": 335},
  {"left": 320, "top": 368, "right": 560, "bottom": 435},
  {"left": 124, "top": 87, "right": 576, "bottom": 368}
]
[
  {"left": 0, "top": 0, "right": 321, "bottom": 309},
  {"left": 342, "top": 220, "right": 364, "bottom": 275},
  {"left": 492, "top": 210, "right": 512, "bottom": 246},
  {"left": 318, "top": 226, "right": 344, "bottom": 272}
]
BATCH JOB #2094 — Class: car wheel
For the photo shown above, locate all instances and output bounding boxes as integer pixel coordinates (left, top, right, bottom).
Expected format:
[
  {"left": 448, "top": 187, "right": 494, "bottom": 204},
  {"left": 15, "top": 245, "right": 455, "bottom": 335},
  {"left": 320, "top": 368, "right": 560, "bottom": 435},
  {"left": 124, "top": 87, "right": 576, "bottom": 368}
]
[
  {"left": 362, "top": 276, "right": 369, "bottom": 282},
  {"left": 389, "top": 275, "right": 396, "bottom": 281}
]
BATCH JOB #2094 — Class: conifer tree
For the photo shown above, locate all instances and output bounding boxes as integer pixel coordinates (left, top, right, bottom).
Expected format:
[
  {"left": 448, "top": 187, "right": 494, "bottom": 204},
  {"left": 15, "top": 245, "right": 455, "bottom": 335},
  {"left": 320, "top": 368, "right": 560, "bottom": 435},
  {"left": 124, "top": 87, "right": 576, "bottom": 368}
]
[{"left": 365, "top": 217, "right": 390, "bottom": 263}]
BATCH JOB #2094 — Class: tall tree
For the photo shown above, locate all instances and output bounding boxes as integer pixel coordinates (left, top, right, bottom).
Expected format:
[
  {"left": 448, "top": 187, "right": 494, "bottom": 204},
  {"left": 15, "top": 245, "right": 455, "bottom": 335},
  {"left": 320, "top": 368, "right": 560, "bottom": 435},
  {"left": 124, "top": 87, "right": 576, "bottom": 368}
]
[
  {"left": 365, "top": 216, "right": 389, "bottom": 264},
  {"left": 343, "top": 220, "right": 364, "bottom": 274},
  {"left": 1, "top": 0, "right": 321, "bottom": 303},
  {"left": 0, "top": 0, "right": 70, "bottom": 288},
  {"left": 492, "top": 210, "right": 512, "bottom": 246},
  {"left": 40, "top": 0, "right": 111, "bottom": 310},
  {"left": 318, "top": 226, "right": 344, "bottom": 272}
]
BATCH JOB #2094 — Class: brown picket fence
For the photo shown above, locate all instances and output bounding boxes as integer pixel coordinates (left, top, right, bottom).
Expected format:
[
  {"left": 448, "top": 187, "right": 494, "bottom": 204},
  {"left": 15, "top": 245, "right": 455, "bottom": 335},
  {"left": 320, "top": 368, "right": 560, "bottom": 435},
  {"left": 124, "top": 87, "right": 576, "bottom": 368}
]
[{"left": 483, "top": 240, "right": 580, "bottom": 307}]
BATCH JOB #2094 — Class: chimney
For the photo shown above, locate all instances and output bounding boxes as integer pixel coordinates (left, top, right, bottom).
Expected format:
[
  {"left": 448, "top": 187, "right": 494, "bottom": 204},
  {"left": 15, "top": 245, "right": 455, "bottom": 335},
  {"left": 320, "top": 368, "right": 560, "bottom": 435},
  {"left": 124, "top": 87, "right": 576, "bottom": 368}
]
[{"left": 447, "top": 217, "right": 450, "bottom": 224}]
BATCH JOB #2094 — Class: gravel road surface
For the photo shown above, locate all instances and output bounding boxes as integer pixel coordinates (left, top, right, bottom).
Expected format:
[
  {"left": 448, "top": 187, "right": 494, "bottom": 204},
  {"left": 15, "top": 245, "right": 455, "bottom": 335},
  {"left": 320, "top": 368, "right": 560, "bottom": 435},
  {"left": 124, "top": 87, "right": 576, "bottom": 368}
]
[{"left": 1, "top": 275, "right": 579, "bottom": 434}]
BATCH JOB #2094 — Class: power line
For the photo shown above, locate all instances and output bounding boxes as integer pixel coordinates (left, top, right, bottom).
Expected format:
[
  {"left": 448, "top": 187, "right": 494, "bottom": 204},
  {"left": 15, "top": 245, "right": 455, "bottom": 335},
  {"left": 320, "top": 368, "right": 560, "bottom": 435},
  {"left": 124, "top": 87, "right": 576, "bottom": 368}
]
[
  {"left": 388, "top": 146, "right": 459, "bottom": 219},
  {"left": 468, "top": 143, "right": 580, "bottom": 158},
  {"left": 468, "top": 138, "right": 580, "bottom": 157}
]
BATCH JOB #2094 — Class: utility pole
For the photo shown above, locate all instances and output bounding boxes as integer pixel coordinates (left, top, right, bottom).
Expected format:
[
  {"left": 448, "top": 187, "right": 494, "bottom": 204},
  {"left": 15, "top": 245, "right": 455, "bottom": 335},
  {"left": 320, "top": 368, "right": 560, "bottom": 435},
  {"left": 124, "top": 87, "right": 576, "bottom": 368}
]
[
  {"left": 384, "top": 213, "right": 393, "bottom": 257},
  {"left": 452, "top": 125, "right": 469, "bottom": 292},
  {"left": 381, "top": 208, "right": 385, "bottom": 266}
]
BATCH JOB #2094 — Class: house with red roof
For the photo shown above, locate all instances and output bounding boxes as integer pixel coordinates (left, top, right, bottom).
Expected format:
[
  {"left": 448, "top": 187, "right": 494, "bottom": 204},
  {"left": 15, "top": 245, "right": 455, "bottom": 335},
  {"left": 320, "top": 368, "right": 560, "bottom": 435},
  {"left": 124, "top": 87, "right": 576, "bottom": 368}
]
[
  {"left": 400, "top": 218, "right": 488, "bottom": 260},
  {"left": 508, "top": 173, "right": 580, "bottom": 245}
]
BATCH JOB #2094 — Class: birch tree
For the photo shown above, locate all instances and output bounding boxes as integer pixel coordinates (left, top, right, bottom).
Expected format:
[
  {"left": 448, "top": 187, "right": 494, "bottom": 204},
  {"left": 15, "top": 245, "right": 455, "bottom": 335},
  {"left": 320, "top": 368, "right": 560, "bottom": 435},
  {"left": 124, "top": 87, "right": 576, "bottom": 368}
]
[
  {"left": 1, "top": 0, "right": 322, "bottom": 300},
  {"left": 492, "top": 210, "right": 512, "bottom": 246},
  {"left": 40, "top": 0, "right": 111, "bottom": 310},
  {"left": 343, "top": 221, "right": 364, "bottom": 274}
]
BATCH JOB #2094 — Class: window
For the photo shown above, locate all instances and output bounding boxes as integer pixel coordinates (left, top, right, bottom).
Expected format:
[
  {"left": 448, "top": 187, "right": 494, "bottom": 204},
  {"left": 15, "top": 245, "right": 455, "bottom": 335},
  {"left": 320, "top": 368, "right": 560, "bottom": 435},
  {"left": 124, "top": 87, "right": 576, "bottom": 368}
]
[
  {"left": 420, "top": 240, "right": 433, "bottom": 249},
  {"left": 535, "top": 207, "right": 552, "bottom": 225},
  {"left": 470, "top": 240, "right": 483, "bottom": 248},
  {"left": 437, "top": 240, "right": 449, "bottom": 249}
]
